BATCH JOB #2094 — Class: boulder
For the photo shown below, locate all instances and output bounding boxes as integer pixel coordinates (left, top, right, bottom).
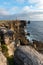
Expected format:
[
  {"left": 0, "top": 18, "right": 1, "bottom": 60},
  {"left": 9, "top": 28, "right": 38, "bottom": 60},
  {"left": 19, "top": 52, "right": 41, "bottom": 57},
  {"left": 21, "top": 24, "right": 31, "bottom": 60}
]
[{"left": 14, "top": 46, "right": 43, "bottom": 65}]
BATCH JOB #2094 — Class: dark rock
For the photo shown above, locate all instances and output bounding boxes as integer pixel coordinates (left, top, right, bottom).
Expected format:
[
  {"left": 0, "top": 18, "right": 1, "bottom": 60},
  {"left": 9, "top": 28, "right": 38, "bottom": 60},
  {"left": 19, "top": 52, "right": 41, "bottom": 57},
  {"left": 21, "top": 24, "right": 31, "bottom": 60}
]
[
  {"left": 26, "top": 33, "right": 30, "bottom": 36},
  {"left": 20, "top": 20, "right": 26, "bottom": 26},
  {"left": 28, "top": 21, "right": 30, "bottom": 24},
  {"left": 32, "top": 39, "right": 43, "bottom": 51}
]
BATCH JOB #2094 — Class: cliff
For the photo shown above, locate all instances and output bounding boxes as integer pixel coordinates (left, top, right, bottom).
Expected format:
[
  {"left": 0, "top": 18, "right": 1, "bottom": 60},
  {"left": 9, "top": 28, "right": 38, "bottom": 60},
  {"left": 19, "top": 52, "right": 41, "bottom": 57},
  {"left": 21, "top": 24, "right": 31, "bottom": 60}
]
[
  {"left": 0, "top": 20, "right": 43, "bottom": 65},
  {"left": 0, "top": 51, "right": 7, "bottom": 65},
  {"left": 14, "top": 46, "right": 43, "bottom": 65}
]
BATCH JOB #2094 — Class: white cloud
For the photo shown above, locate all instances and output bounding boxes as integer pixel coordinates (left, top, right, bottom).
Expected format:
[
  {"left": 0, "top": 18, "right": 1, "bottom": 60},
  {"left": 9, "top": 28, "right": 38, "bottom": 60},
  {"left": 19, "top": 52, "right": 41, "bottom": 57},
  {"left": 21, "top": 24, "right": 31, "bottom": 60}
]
[
  {"left": 0, "top": 0, "right": 43, "bottom": 20},
  {"left": 0, "top": 6, "right": 19, "bottom": 15},
  {"left": 20, "top": 4, "right": 43, "bottom": 21},
  {"left": 11, "top": 6, "right": 18, "bottom": 11},
  {"left": 39, "top": 0, "right": 43, "bottom": 5},
  {"left": 0, "top": 8, "right": 10, "bottom": 15},
  {"left": 28, "top": 0, "right": 39, "bottom": 4},
  {"left": 22, "top": 6, "right": 31, "bottom": 13},
  {"left": 36, "top": 0, "right": 43, "bottom": 9},
  {"left": 28, "top": 0, "right": 40, "bottom": 4},
  {"left": 29, "top": 13, "right": 43, "bottom": 21},
  {"left": 28, "top": 0, "right": 43, "bottom": 10},
  {"left": 23, "top": 6, "right": 30, "bottom": 11},
  {"left": 37, "top": 5, "right": 43, "bottom": 9},
  {"left": 16, "top": 0, "right": 43, "bottom": 10},
  {"left": 21, "top": 5, "right": 43, "bottom": 13}
]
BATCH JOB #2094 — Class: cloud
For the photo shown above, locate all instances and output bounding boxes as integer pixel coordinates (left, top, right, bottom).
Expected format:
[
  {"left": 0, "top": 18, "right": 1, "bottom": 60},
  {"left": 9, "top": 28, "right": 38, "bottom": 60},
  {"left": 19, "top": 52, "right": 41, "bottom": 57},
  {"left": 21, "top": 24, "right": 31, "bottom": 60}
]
[
  {"left": 19, "top": 5, "right": 43, "bottom": 21},
  {"left": 28, "top": 0, "right": 39, "bottom": 4},
  {"left": 0, "top": 8, "right": 10, "bottom": 15},
  {"left": 36, "top": 0, "right": 43, "bottom": 9},
  {"left": 21, "top": 6, "right": 31, "bottom": 13},
  {"left": 11, "top": 6, "right": 18, "bottom": 11},
  {"left": 0, "top": 6, "right": 19, "bottom": 15},
  {"left": 16, "top": 0, "right": 43, "bottom": 10},
  {"left": 22, "top": 6, "right": 30, "bottom": 12},
  {"left": 29, "top": 12, "right": 43, "bottom": 21},
  {"left": 0, "top": 0, "right": 43, "bottom": 20},
  {"left": 21, "top": 6, "right": 43, "bottom": 13},
  {"left": 28, "top": 0, "right": 43, "bottom": 10}
]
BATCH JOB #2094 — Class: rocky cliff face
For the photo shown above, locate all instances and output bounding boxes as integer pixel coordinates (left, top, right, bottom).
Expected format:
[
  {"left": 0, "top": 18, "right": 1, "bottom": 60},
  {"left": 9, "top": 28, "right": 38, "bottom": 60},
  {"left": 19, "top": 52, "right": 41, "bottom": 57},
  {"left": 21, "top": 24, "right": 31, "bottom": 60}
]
[
  {"left": 14, "top": 46, "right": 43, "bottom": 65},
  {"left": 7, "top": 41, "right": 15, "bottom": 56},
  {"left": 0, "top": 51, "right": 7, "bottom": 65}
]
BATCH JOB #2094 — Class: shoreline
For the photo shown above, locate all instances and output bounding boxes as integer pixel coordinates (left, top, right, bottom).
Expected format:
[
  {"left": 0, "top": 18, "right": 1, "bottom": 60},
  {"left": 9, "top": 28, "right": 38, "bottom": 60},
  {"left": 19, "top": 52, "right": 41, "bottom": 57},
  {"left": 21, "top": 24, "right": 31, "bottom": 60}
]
[
  {"left": 26, "top": 21, "right": 43, "bottom": 42},
  {"left": 0, "top": 20, "right": 43, "bottom": 53},
  {"left": 0, "top": 20, "right": 43, "bottom": 65}
]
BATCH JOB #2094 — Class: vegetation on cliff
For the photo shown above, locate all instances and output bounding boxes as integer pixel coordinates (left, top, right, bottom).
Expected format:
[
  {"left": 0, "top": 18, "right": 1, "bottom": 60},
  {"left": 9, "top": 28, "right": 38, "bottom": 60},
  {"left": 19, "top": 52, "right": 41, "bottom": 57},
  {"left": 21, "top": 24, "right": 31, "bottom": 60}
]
[
  {"left": 7, "top": 55, "right": 14, "bottom": 65},
  {"left": 1, "top": 44, "right": 9, "bottom": 57}
]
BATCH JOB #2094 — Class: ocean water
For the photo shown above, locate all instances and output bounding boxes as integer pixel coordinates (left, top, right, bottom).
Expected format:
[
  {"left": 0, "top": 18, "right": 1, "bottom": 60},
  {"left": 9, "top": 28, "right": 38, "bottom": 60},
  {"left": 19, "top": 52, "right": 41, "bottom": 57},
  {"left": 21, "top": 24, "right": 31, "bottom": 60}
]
[{"left": 26, "top": 21, "right": 43, "bottom": 42}]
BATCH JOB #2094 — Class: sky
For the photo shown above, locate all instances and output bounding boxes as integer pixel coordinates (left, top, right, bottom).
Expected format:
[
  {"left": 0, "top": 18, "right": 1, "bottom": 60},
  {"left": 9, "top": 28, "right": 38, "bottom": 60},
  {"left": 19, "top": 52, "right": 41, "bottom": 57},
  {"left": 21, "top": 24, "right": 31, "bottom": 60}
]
[{"left": 0, "top": 0, "right": 43, "bottom": 20}]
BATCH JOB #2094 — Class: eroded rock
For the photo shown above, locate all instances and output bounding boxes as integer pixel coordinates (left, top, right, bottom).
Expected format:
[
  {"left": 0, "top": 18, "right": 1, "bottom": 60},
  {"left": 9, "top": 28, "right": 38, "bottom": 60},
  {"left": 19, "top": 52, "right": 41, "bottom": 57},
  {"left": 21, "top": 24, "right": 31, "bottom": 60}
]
[
  {"left": 0, "top": 51, "right": 7, "bottom": 65},
  {"left": 14, "top": 46, "right": 43, "bottom": 65}
]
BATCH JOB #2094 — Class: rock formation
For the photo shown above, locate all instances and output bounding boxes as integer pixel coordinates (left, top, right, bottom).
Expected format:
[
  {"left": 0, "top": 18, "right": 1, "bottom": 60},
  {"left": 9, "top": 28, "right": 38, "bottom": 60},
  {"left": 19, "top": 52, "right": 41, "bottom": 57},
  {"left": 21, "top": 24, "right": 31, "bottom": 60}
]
[
  {"left": 14, "top": 46, "right": 43, "bottom": 65},
  {"left": 0, "top": 51, "right": 7, "bottom": 65},
  {"left": 0, "top": 20, "right": 43, "bottom": 65}
]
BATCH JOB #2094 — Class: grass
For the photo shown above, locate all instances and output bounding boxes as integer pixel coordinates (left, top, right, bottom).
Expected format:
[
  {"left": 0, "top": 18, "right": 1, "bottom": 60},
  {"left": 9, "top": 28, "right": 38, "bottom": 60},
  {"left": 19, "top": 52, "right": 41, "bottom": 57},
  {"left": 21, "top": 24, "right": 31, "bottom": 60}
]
[
  {"left": 7, "top": 55, "right": 14, "bottom": 65},
  {"left": 1, "top": 44, "right": 9, "bottom": 57},
  {"left": 1, "top": 44, "right": 15, "bottom": 65}
]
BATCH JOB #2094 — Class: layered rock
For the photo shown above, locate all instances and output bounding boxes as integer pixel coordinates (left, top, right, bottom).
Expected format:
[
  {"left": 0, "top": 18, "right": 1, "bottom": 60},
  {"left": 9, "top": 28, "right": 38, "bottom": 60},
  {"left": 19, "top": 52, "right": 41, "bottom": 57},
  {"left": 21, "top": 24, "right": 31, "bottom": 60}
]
[
  {"left": 14, "top": 46, "right": 43, "bottom": 65},
  {"left": 7, "top": 41, "right": 15, "bottom": 56},
  {"left": 0, "top": 52, "right": 7, "bottom": 65}
]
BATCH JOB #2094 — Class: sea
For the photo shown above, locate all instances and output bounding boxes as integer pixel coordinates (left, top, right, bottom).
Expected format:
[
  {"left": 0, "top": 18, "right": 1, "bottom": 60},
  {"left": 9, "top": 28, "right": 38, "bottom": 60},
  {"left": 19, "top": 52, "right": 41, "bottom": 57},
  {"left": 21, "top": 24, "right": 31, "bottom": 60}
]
[{"left": 26, "top": 21, "right": 43, "bottom": 42}]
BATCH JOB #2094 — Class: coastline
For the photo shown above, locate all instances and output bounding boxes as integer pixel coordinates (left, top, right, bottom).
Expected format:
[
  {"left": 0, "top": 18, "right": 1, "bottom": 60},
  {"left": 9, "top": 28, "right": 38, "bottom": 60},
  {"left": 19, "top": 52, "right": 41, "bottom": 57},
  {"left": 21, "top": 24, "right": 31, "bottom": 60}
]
[
  {"left": 0, "top": 20, "right": 43, "bottom": 52},
  {"left": 0, "top": 20, "right": 43, "bottom": 65},
  {"left": 24, "top": 22, "right": 43, "bottom": 53},
  {"left": 26, "top": 21, "right": 43, "bottom": 42}
]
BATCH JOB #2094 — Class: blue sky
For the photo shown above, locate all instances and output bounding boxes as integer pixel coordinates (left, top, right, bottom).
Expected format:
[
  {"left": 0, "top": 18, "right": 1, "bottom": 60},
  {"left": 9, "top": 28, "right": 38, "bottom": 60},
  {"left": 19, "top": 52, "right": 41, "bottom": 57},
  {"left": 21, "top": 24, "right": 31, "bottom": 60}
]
[{"left": 0, "top": 0, "right": 43, "bottom": 20}]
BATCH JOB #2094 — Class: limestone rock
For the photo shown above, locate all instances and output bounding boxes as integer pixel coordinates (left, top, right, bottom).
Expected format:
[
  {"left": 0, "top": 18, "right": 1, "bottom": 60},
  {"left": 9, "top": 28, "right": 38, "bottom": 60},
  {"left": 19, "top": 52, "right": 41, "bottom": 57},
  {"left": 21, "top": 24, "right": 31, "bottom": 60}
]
[
  {"left": 7, "top": 41, "right": 15, "bottom": 56},
  {"left": 14, "top": 46, "right": 43, "bottom": 65},
  {"left": 0, "top": 52, "right": 7, "bottom": 65}
]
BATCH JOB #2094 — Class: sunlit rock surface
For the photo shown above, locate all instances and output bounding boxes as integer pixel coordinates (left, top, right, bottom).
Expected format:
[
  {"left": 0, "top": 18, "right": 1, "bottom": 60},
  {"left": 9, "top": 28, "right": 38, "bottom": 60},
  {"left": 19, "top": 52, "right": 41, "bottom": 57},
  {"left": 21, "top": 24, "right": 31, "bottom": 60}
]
[
  {"left": 7, "top": 41, "right": 15, "bottom": 56},
  {"left": 0, "top": 52, "right": 7, "bottom": 65},
  {"left": 14, "top": 46, "right": 43, "bottom": 65}
]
